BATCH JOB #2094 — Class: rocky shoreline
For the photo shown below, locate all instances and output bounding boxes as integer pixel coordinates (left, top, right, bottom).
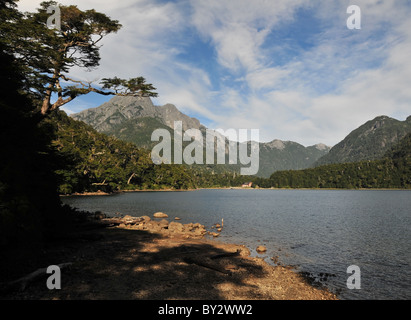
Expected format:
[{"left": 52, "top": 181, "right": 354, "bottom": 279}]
[
  {"left": 98, "top": 212, "right": 213, "bottom": 239},
  {"left": 1, "top": 211, "right": 338, "bottom": 300},
  {"left": 102, "top": 211, "right": 227, "bottom": 240},
  {"left": 60, "top": 189, "right": 197, "bottom": 197}
]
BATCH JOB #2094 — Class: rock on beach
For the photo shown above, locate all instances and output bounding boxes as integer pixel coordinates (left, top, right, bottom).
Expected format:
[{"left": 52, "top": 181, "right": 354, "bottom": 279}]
[
  {"left": 256, "top": 245, "right": 267, "bottom": 253},
  {"left": 153, "top": 212, "right": 168, "bottom": 218}
]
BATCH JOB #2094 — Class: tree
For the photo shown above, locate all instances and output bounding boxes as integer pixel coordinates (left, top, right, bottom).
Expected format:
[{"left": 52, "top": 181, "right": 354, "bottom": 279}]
[
  {"left": 4, "top": 1, "right": 157, "bottom": 115},
  {"left": 0, "top": 0, "right": 67, "bottom": 260}
]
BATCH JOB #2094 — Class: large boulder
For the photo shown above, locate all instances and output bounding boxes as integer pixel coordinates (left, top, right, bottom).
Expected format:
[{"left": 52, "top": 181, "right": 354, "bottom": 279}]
[{"left": 153, "top": 212, "right": 168, "bottom": 218}]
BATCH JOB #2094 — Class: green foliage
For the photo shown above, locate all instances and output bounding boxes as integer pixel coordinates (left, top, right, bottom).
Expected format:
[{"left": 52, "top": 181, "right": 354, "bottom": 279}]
[
  {"left": 103, "top": 117, "right": 173, "bottom": 149},
  {"left": 101, "top": 77, "right": 158, "bottom": 98},
  {"left": 266, "top": 134, "right": 411, "bottom": 189},
  {"left": 52, "top": 110, "right": 411, "bottom": 192},
  {"left": 50, "top": 111, "right": 254, "bottom": 192},
  {"left": 384, "top": 132, "right": 411, "bottom": 160},
  {"left": 3, "top": 1, "right": 156, "bottom": 115},
  {"left": 49, "top": 112, "right": 194, "bottom": 192}
]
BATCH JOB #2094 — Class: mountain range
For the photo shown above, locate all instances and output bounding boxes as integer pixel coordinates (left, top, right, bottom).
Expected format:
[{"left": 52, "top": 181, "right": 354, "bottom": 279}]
[
  {"left": 71, "top": 96, "right": 330, "bottom": 177},
  {"left": 71, "top": 96, "right": 410, "bottom": 177},
  {"left": 314, "top": 115, "right": 411, "bottom": 166}
]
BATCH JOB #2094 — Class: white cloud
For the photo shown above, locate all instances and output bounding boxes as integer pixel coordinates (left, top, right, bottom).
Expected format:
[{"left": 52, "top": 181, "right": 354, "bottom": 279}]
[
  {"left": 16, "top": 0, "right": 411, "bottom": 147},
  {"left": 207, "top": 0, "right": 411, "bottom": 146},
  {"left": 190, "top": 0, "right": 307, "bottom": 73}
]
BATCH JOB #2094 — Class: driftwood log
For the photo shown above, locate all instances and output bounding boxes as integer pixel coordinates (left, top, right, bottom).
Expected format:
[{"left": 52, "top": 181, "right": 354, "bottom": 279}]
[
  {"left": 183, "top": 257, "right": 232, "bottom": 276},
  {"left": 102, "top": 217, "right": 144, "bottom": 226},
  {"left": 210, "top": 249, "right": 240, "bottom": 260},
  {"left": 179, "top": 249, "right": 241, "bottom": 275}
]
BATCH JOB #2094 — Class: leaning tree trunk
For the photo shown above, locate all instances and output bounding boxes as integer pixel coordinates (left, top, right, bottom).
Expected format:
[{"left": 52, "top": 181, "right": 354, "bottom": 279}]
[{"left": 127, "top": 173, "right": 136, "bottom": 185}]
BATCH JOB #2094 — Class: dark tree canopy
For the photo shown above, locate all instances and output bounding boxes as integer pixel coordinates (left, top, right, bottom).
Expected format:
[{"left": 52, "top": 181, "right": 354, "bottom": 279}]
[{"left": 1, "top": 0, "right": 157, "bottom": 115}]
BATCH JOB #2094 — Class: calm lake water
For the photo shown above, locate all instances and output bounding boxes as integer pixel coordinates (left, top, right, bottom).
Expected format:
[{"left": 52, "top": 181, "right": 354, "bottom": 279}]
[{"left": 62, "top": 189, "right": 411, "bottom": 300}]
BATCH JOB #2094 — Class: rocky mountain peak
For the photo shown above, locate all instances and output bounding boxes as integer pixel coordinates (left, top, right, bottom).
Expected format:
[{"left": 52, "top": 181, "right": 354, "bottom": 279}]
[
  {"left": 111, "top": 95, "right": 155, "bottom": 109},
  {"left": 368, "top": 115, "right": 392, "bottom": 130},
  {"left": 314, "top": 143, "right": 329, "bottom": 151},
  {"left": 158, "top": 103, "right": 202, "bottom": 131},
  {"left": 267, "top": 139, "right": 286, "bottom": 150},
  {"left": 71, "top": 96, "right": 202, "bottom": 133}
]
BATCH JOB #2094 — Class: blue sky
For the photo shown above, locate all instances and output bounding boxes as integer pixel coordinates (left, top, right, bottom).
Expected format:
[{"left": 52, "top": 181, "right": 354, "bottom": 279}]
[{"left": 18, "top": 0, "right": 411, "bottom": 146}]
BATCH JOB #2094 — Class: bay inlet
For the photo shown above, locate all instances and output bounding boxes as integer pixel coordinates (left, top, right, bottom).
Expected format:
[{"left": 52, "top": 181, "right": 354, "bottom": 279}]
[{"left": 62, "top": 189, "right": 411, "bottom": 300}]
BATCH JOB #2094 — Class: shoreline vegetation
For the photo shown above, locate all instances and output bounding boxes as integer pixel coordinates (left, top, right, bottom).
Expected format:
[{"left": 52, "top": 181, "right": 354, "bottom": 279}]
[
  {"left": 49, "top": 111, "right": 410, "bottom": 195},
  {"left": 60, "top": 185, "right": 411, "bottom": 197},
  {"left": 1, "top": 211, "right": 337, "bottom": 300}
]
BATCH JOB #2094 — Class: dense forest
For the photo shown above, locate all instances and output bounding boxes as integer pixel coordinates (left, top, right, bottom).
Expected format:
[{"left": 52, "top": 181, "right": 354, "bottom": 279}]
[
  {"left": 251, "top": 133, "right": 411, "bottom": 189},
  {"left": 50, "top": 111, "right": 251, "bottom": 193},
  {"left": 52, "top": 109, "right": 411, "bottom": 193}
]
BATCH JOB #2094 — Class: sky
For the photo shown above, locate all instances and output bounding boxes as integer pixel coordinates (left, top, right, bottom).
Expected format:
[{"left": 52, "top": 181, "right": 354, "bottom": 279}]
[{"left": 17, "top": 0, "right": 411, "bottom": 146}]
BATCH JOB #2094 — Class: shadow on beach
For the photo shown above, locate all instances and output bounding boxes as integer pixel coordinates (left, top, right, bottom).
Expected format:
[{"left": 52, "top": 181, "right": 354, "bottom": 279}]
[{"left": 1, "top": 226, "right": 268, "bottom": 300}]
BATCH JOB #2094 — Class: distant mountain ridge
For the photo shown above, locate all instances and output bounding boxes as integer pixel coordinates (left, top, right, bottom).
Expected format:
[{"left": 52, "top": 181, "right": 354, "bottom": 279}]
[
  {"left": 257, "top": 139, "right": 331, "bottom": 177},
  {"left": 71, "top": 96, "right": 331, "bottom": 177},
  {"left": 314, "top": 115, "right": 411, "bottom": 166}
]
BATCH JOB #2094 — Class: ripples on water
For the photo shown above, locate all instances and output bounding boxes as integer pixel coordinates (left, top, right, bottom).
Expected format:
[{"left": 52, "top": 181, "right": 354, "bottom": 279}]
[{"left": 62, "top": 189, "right": 411, "bottom": 300}]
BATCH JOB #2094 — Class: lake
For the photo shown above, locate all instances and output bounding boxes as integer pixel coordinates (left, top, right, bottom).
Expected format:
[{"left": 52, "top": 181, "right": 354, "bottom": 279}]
[{"left": 61, "top": 189, "right": 411, "bottom": 300}]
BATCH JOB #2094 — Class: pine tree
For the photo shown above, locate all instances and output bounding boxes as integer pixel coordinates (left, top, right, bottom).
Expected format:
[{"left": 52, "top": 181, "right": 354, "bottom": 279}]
[{"left": 3, "top": 1, "right": 157, "bottom": 115}]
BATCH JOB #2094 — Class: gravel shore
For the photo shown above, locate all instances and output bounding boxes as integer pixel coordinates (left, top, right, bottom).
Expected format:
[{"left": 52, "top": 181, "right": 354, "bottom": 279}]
[{"left": 1, "top": 214, "right": 337, "bottom": 300}]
